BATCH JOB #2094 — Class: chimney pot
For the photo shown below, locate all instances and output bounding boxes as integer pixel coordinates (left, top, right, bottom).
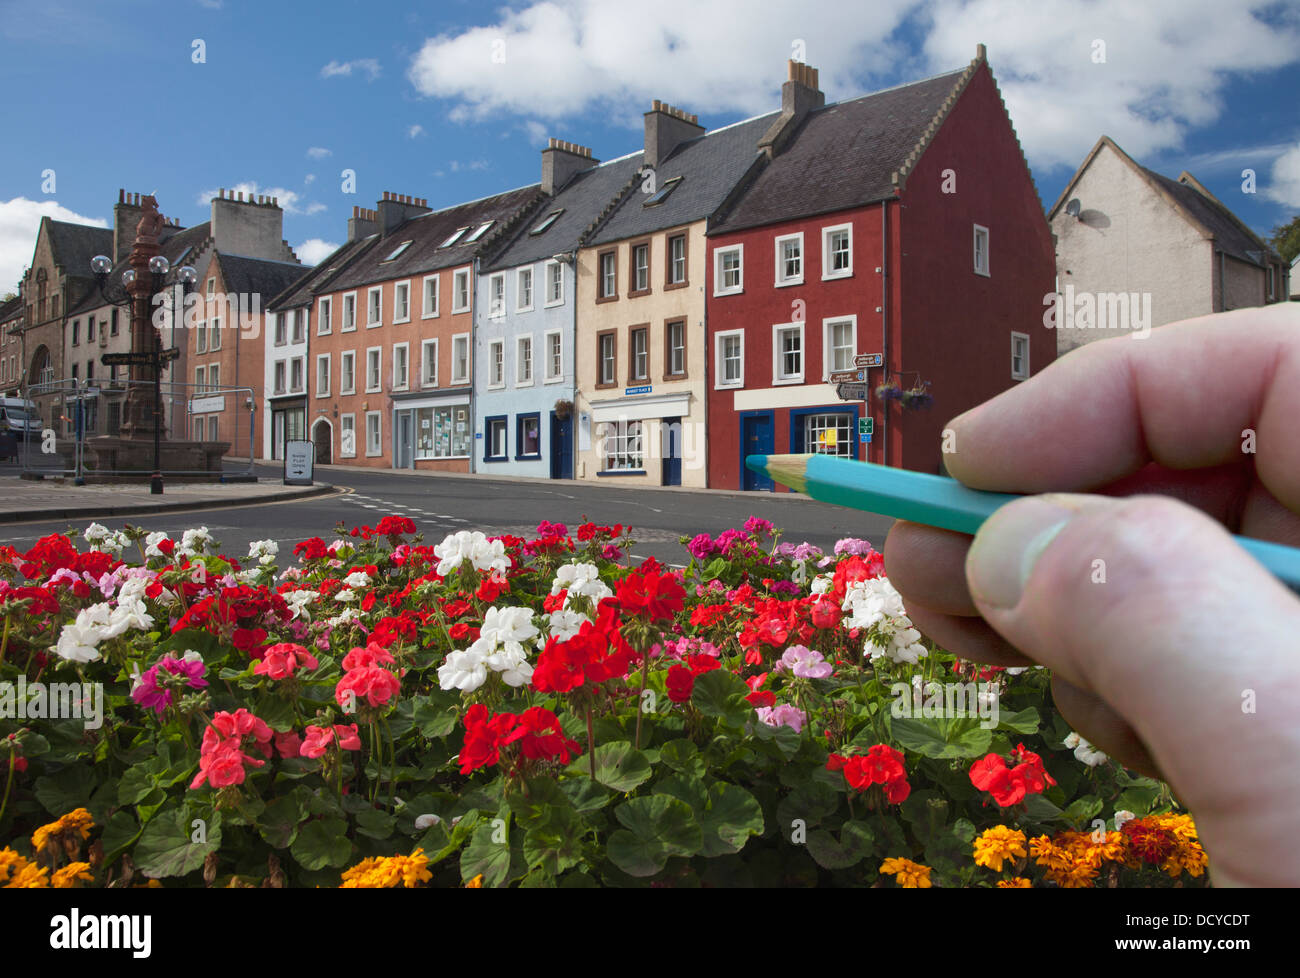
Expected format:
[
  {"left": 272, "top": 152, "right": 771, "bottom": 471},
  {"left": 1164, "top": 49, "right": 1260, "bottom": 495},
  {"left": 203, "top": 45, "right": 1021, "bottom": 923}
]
[{"left": 119, "top": 188, "right": 125, "bottom": 203}]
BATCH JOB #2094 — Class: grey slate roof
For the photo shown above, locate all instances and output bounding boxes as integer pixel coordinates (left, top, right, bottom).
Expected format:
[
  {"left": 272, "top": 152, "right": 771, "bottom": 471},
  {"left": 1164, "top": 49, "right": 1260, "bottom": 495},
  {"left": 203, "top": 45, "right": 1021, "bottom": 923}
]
[
  {"left": 584, "top": 112, "right": 781, "bottom": 246},
  {"left": 266, "top": 236, "right": 382, "bottom": 310},
  {"left": 321, "top": 185, "right": 547, "bottom": 294},
  {"left": 65, "top": 221, "right": 213, "bottom": 317},
  {"left": 710, "top": 69, "right": 966, "bottom": 234},
  {"left": 45, "top": 220, "right": 113, "bottom": 280},
  {"left": 484, "top": 151, "right": 646, "bottom": 271},
  {"left": 217, "top": 253, "right": 309, "bottom": 304},
  {"left": 1143, "top": 169, "right": 1281, "bottom": 267}
]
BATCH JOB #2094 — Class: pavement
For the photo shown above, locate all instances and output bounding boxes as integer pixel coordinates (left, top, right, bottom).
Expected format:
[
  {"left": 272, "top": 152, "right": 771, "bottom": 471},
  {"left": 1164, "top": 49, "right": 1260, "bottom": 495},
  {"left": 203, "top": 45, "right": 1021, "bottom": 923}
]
[{"left": 0, "top": 476, "right": 336, "bottom": 524}]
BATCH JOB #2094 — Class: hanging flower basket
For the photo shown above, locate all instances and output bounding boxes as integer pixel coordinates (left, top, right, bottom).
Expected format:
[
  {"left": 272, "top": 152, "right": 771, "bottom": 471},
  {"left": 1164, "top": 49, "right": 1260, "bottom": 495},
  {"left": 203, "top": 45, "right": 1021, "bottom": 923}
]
[
  {"left": 553, "top": 399, "right": 574, "bottom": 421},
  {"left": 899, "top": 386, "right": 933, "bottom": 410},
  {"left": 875, "top": 383, "right": 903, "bottom": 404}
]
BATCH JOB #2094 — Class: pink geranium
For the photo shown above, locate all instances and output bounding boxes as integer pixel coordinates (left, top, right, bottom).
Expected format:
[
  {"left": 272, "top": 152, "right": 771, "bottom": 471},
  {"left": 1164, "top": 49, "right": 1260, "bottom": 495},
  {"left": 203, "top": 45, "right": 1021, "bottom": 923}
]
[{"left": 253, "top": 642, "right": 319, "bottom": 681}]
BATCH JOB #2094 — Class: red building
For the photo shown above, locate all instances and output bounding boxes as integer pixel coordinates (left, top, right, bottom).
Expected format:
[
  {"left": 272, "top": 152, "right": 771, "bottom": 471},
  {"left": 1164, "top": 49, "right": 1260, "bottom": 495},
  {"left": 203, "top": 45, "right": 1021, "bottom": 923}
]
[{"left": 706, "top": 48, "right": 1056, "bottom": 489}]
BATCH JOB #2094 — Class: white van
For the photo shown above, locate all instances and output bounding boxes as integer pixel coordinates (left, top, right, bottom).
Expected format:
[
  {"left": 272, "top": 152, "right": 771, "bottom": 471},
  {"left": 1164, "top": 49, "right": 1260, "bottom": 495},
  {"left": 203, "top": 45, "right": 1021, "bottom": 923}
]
[{"left": 0, "top": 398, "right": 43, "bottom": 439}]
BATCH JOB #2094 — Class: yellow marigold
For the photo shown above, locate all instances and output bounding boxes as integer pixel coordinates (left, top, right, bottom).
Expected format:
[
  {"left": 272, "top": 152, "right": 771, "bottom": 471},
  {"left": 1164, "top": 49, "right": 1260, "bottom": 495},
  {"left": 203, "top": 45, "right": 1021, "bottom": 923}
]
[
  {"left": 134, "top": 879, "right": 164, "bottom": 889},
  {"left": 52, "top": 862, "right": 94, "bottom": 888},
  {"left": 3, "top": 860, "right": 50, "bottom": 888},
  {"left": 879, "top": 857, "right": 933, "bottom": 888},
  {"left": 996, "top": 877, "right": 1033, "bottom": 888},
  {"left": 0, "top": 847, "right": 26, "bottom": 886},
  {"left": 973, "top": 826, "right": 1027, "bottom": 872},
  {"left": 466, "top": 873, "right": 484, "bottom": 888},
  {"left": 31, "top": 807, "right": 95, "bottom": 855},
  {"left": 340, "top": 849, "right": 432, "bottom": 889},
  {"left": 1029, "top": 835, "right": 1072, "bottom": 872}
]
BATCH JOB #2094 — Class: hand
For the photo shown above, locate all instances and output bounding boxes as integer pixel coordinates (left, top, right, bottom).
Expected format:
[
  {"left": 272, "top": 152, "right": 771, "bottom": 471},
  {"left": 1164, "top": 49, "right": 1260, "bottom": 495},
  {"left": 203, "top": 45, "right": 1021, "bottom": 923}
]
[{"left": 883, "top": 304, "right": 1300, "bottom": 886}]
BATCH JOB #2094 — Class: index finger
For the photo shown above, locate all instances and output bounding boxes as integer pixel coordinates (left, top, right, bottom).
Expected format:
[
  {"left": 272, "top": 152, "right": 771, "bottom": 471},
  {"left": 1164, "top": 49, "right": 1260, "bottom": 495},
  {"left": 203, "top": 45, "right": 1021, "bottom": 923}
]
[{"left": 944, "top": 305, "right": 1300, "bottom": 510}]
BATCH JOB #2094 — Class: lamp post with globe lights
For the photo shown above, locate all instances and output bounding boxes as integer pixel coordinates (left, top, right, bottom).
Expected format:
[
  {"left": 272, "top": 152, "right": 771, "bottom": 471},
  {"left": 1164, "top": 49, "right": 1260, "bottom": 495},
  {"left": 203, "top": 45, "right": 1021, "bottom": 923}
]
[{"left": 89, "top": 196, "right": 196, "bottom": 494}]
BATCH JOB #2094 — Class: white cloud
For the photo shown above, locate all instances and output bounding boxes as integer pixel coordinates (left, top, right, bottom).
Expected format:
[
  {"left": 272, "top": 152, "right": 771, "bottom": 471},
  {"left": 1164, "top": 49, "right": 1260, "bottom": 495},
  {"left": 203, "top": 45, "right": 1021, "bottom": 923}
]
[
  {"left": 408, "top": 124, "right": 425, "bottom": 139},
  {"left": 321, "top": 58, "right": 381, "bottom": 81},
  {"left": 0, "top": 197, "right": 108, "bottom": 295},
  {"left": 296, "top": 238, "right": 340, "bottom": 266},
  {"left": 406, "top": 0, "right": 1300, "bottom": 175},
  {"left": 197, "top": 0, "right": 223, "bottom": 8},
  {"left": 197, "top": 181, "right": 325, "bottom": 217},
  {"left": 306, "top": 147, "right": 332, "bottom": 159},
  {"left": 1264, "top": 143, "right": 1300, "bottom": 209},
  {"left": 520, "top": 120, "right": 548, "bottom": 146},
  {"left": 304, "top": 173, "right": 316, "bottom": 186}
]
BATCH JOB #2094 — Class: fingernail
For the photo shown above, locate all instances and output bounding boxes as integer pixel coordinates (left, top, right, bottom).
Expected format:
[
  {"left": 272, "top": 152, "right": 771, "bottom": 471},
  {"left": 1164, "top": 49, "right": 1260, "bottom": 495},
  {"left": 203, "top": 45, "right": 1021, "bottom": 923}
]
[{"left": 966, "top": 497, "right": 1073, "bottom": 609}]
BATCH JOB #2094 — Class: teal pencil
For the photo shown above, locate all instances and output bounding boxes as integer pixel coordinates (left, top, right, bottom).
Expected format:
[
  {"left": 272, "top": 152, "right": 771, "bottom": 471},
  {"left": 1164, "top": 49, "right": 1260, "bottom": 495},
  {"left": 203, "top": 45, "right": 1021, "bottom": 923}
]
[{"left": 745, "top": 452, "right": 1300, "bottom": 595}]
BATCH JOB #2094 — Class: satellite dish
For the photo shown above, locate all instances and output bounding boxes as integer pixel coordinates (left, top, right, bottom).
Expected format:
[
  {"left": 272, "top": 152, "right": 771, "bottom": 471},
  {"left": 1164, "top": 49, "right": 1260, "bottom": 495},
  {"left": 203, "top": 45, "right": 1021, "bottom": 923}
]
[{"left": 1065, "top": 198, "right": 1082, "bottom": 218}]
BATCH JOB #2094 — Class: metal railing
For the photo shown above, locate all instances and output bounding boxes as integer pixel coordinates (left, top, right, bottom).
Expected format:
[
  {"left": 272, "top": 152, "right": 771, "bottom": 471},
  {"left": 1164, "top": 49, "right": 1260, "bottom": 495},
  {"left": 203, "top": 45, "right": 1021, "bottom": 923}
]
[{"left": 14, "top": 377, "right": 257, "bottom": 481}]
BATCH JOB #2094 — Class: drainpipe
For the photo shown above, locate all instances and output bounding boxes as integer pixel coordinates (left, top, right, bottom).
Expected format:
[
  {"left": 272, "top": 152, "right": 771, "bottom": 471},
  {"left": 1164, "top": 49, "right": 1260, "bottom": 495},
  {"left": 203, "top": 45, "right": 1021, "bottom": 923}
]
[
  {"left": 880, "top": 198, "right": 889, "bottom": 467},
  {"left": 1218, "top": 249, "right": 1226, "bottom": 312}
]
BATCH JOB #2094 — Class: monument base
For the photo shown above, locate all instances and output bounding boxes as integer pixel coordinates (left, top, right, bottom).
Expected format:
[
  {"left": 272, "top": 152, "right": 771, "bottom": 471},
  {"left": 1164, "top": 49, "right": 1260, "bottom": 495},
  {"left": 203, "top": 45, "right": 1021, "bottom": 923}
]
[{"left": 82, "top": 436, "right": 232, "bottom": 483}]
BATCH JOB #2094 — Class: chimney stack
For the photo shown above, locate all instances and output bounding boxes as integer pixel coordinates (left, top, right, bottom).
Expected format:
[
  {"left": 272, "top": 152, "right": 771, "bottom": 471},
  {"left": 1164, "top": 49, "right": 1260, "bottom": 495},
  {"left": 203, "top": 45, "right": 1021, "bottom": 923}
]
[
  {"left": 376, "top": 192, "right": 432, "bottom": 235},
  {"left": 113, "top": 189, "right": 147, "bottom": 264},
  {"left": 541, "top": 138, "right": 599, "bottom": 195},
  {"left": 758, "top": 60, "right": 824, "bottom": 159},
  {"left": 349, "top": 205, "right": 380, "bottom": 241},
  {"left": 643, "top": 101, "right": 703, "bottom": 170}
]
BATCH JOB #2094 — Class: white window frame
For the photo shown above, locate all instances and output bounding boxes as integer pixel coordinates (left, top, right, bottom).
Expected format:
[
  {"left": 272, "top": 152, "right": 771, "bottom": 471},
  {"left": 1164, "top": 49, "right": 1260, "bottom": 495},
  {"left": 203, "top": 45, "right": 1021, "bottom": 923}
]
[
  {"left": 195, "top": 365, "right": 206, "bottom": 393},
  {"left": 668, "top": 233, "right": 687, "bottom": 285},
  {"left": 630, "top": 326, "right": 649, "bottom": 382},
  {"left": 316, "top": 353, "right": 331, "bottom": 397},
  {"left": 342, "top": 292, "right": 357, "bottom": 332},
  {"left": 543, "top": 329, "right": 563, "bottom": 383},
  {"left": 340, "top": 413, "right": 356, "bottom": 458},
  {"left": 1011, "top": 331, "right": 1029, "bottom": 381},
  {"left": 516, "top": 334, "right": 534, "bottom": 387},
  {"left": 805, "top": 412, "right": 853, "bottom": 458},
  {"left": 365, "top": 410, "right": 382, "bottom": 457},
  {"left": 633, "top": 242, "right": 649, "bottom": 292},
  {"left": 452, "top": 268, "right": 471, "bottom": 313},
  {"left": 451, "top": 333, "right": 470, "bottom": 384},
  {"left": 317, "top": 296, "right": 333, "bottom": 335},
  {"left": 715, "top": 330, "right": 744, "bottom": 389},
  {"left": 487, "top": 417, "right": 508, "bottom": 460},
  {"left": 488, "top": 339, "right": 505, "bottom": 389},
  {"left": 974, "top": 224, "right": 990, "bottom": 277},
  {"left": 822, "top": 315, "right": 857, "bottom": 380},
  {"left": 197, "top": 317, "right": 208, "bottom": 353},
  {"left": 488, "top": 273, "right": 506, "bottom": 319},
  {"left": 340, "top": 350, "right": 356, "bottom": 395},
  {"left": 516, "top": 266, "right": 534, "bottom": 312},
  {"left": 290, "top": 357, "right": 303, "bottom": 394},
  {"left": 392, "top": 342, "right": 410, "bottom": 391},
  {"left": 289, "top": 309, "right": 303, "bottom": 345},
  {"left": 365, "top": 346, "right": 382, "bottom": 393},
  {"left": 544, "top": 260, "right": 564, "bottom": 306},
  {"left": 822, "top": 223, "right": 853, "bottom": 280},
  {"left": 272, "top": 361, "right": 285, "bottom": 396},
  {"left": 366, "top": 286, "right": 383, "bottom": 327},
  {"left": 714, "top": 244, "right": 744, "bottom": 296},
  {"left": 421, "top": 338, "right": 438, "bottom": 387},
  {"left": 421, "top": 274, "right": 439, "bottom": 318},
  {"left": 393, "top": 281, "right": 411, "bottom": 323},
  {"left": 774, "top": 232, "right": 804, "bottom": 287},
  {"left": 772, "top": 322, "right": 804, "bottom": 385},
  {"left": 600, "top": 419, "right": 644, "bottom": 472},
  {"left": 210, "top": 314, "right": 222, "bottom": 351}
]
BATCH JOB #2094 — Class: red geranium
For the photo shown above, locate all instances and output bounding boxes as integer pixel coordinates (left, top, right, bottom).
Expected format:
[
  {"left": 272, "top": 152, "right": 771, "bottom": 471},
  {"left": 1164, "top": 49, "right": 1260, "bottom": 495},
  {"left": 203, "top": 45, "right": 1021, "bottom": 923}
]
[
  {"left": 827, "top": 744, "right": 910, "bottom": 803},
  {"left": 615, "top": 565, "right": 686, "bottom": 621}
]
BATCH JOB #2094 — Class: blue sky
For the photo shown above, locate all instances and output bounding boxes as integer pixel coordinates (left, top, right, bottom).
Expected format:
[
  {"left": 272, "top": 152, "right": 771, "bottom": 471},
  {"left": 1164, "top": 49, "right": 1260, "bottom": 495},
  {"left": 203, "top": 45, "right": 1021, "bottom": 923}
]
[{"left": 2, "top": 0, "right": 1297, "bottom": 291}]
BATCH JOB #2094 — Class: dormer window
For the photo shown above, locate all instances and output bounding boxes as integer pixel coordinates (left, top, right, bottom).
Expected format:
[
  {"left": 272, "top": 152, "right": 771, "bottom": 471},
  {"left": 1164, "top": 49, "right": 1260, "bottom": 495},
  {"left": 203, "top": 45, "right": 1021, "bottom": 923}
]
[
  {"left": 383, "top": 240, "right": 413, "bottom": 262},
  {"left": 644, "top": 177, "right": 682, "bottom": 207},
  {"left": 463, "top": 221, "right": 494, "bottom": 243},
  {"left": 440, "top": 227, "right": 470, "bottom": 248},
  {"left": 530, "top": 210, "right": 563, "bottom": 235}
]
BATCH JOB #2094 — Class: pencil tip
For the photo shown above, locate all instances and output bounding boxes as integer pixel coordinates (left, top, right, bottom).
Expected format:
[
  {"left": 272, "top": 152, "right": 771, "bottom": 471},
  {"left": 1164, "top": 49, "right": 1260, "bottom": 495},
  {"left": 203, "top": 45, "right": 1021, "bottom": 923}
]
[{"left": 747, "top": 453, "right": 811, "bottom": 493}]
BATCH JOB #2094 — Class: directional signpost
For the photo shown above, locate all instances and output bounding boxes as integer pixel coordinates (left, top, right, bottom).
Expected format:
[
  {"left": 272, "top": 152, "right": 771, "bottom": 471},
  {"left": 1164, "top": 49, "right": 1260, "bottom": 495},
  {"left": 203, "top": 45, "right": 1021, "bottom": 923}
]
[
  {"left": 855, "top": 353, "right": 883, "bottom": 368},
  {"left": 828, "top": 370, "right": 865, "bottom": 384},
  {"left": 836, "top": 383, "right": 869, "bottom": 401}
]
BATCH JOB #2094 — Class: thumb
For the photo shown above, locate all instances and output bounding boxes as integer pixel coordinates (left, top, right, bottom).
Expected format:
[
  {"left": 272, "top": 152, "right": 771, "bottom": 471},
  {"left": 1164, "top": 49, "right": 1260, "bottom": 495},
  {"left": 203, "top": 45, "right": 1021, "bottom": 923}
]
[{"left": 965, "top": 492, "right": 1300, "bottom": 887}]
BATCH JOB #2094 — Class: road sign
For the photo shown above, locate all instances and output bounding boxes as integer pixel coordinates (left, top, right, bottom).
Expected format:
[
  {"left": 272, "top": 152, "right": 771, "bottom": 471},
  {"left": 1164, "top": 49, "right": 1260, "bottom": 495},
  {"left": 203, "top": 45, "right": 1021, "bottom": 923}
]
[
  {"left": 836, "top": 383, "right": 868, "bottom": 401},
  {"left": 159, "top": 347, "right": 181, "bottom": 363},
  {"left": 858, "top": 417, "right": 874, "bottom": 436},
  {"left": 101, "top": 352, "right": 152, "bottom": 367},
  {"left": 855, "top": 353, "right": 883, "bottom": 368},
  {"left": 828, "top": 370, "right": 865, "bottom": 384}
]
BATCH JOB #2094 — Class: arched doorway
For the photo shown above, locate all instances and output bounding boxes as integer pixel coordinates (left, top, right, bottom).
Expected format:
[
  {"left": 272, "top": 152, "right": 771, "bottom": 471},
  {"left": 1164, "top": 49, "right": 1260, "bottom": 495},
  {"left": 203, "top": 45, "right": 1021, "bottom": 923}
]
[{"left": 312, "top": 418, "right": 332, "bottom": 465}]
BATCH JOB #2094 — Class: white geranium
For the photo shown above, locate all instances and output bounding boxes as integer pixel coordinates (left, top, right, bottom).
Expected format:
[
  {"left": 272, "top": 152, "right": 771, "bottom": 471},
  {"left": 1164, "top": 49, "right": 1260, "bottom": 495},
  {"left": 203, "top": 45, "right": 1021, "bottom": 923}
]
[
  {"left": 414, "top": 813, "right": 441, "bottom": 830},
  {"left": 1113, "top": 810, "right": 1136, "bottom": 831},
  {"left": 342, "top": 570, "right": 371, "bottom": 589},
  {"left": 145, "top": 531, "right": 171, "bottom": 558},
  {"left": 83, "top": 523, "right": 110, "bottom": 544},
  {"left": 1063, "top": 731, "right": 1108, "bottom": 767},
  {"left": 284, "top": 590, "right": 319, "bottom": 621},
  {"left": 842, "top": 577, "right": 907, "bottom": 630},
  {"left": 434, "top": 530, "right": 509, "bottom": 577},
  {"left": 326, "top": 608, "right": 363, "bottom": 628},
  {"left": 53, "top": 615, "right": 105, "bottom": 663},
  {"left": 865, "top": 616, "right": 929, "bottom": 665},
  {"left": 439, "top": 606, "right": 540, "bottom": 692},
  {"left": 335, "top": 588, "right": 357, "bottom": 603},
  {"left": 248, "top": 539, "right": 279, "bottom": 566},
  {"left": 809, "top": 573, "right": 834, "bottom": 596},
  {"left": 551, "top": 562, "right": 612, "bottom": 607},
  {"left": 545, "top": 608, "right": 589, "bottom": 644},
  {"left": 437, "top": 647, "right": 489, "bottom": 693}
]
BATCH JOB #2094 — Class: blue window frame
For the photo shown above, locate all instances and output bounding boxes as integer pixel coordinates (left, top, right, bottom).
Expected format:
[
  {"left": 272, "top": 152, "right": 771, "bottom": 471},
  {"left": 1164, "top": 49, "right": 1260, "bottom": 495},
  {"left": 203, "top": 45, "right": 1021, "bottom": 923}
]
[
  {"left": 483, "top": 414, "right": 508, "bottom": 461},
  {"left": 515, "top": 412, "right": 542, "bottom": 459},
  {"left": 788, "top": 405, "right": 859, "bottom": 457}
]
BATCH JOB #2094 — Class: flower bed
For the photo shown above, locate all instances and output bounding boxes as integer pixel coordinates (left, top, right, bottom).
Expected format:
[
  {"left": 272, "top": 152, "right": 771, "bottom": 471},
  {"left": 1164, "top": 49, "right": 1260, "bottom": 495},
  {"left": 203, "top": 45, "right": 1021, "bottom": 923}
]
[{"left": 0, "top": 517, "right": 1207, "bottom": 887}]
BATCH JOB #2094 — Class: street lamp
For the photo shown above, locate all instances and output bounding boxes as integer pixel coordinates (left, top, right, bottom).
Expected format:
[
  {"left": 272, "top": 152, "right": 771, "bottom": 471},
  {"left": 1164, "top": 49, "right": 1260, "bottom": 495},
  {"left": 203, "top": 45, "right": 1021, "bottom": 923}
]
[{"left": 91, "top": 251, "right": 197, "bottom": 494}]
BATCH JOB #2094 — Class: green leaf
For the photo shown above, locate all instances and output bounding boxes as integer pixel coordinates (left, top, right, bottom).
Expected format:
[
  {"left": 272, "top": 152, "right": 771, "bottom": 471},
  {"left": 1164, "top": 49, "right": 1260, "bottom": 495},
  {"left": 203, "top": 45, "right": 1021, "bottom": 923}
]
[
  {"left": 259, "top": 791, "right": 309, "bottom": 849},
  {"left": 99, "top": 810, "right": 142, "bottom": 866},
  {"left": 691, "top": 669, "right": 752, "bottom": 729},
  {"left": 290, "top": 817, "right": 354, "bottom": 870},
  {"left": 34, "top": 765, "right": 98, "bottom": 817},
  {"left": 413, "top": 696, "right": 460, "bottom": 739},
  {"left": 698, "top": 782, "right": 764, "bottom": 857},
  {"left": 1021, "top": 793, "right": 1064, "bottom": 821},
  {"left": 997, "top": 707, "right": 1041, "bottom": 735},
  {"left": 655, "top": 774, "right": 707, "bottom": 813},
  {"left": 900, "top": 790, "right": 950, "bottom": 846},
  {"left": 805, "top": 821, "right": 874, "bottom": 870},
  {"left": 1062, "top": 796, "right": 1104, "bottom": 827},
  {"left": 559, "top": 776, "right": 614, "bottom": 814},
  {"left": 461, "top": 817, "right": 514, "bottom": 888},
  {"left": 582, "top": 741, "right": 652, "bottom": 793},
  {"left": 659, "top": 738, "right": 705, "bottom": 777},
  {"left": 606, "top": 795, "right": 701, "bottom": 877},
  {"left": 890, "top": 717, "right": 991, "bottom": 759},
  {"left": 355, "top": 808, "right": 396, "bottom": 840},
  {"left": 134, "top": 809, "right": 222, "bottom": 879},
  {"left": 701, "top": 557, "right": 727, "bottom": 581},
  {"left": 523, "top": 805, "right": 585, "bottom": 876},
  {"left": 118, "top": 764, "right": 157, "bottom": 805},
  {"left": 775, "top": 780, "right": 841, "bottom": 830}
]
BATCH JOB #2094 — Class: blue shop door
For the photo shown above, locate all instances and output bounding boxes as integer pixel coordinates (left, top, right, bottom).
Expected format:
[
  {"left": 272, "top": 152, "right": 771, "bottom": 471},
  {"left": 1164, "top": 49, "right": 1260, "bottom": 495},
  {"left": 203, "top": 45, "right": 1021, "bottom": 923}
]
[
  {"left": 549, "top": 412, "right": 573, "bottom": 479},
  {"left": 742, "top": 413, "right": 774, "bottom": 491},
  {"left": 661, "top": 417, "right": 682, "bottom": 486}
]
